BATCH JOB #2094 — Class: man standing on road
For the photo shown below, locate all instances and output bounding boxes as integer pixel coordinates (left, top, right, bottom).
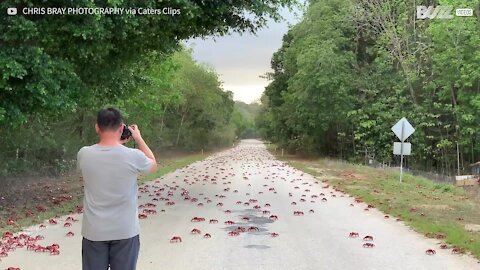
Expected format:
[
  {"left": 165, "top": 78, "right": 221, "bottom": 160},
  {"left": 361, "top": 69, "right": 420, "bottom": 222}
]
[{"left": 77, "top": 107, "right": 157, "bottom": 270}]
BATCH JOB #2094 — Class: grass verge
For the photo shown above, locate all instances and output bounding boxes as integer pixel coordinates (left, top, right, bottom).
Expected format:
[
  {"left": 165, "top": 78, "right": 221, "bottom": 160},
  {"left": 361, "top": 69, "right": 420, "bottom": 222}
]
[
  {"left": 139, "top": 153, "right": 207, "bottom": 184},
  {"left": 267, "top": 144, "right": 480, "bottom": 259},
  {"left": 0, "top": 150, "right": 215, "bottom": 235}
]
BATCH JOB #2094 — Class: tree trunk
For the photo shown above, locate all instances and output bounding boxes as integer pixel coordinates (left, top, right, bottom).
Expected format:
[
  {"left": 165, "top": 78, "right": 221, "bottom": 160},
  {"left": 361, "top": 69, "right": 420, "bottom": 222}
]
[
  {"left": 159, "top": 104, "right": 168, "bottom": 133},
  {"left": 176, "top": 105, "right": 187, "bottom": 146}
]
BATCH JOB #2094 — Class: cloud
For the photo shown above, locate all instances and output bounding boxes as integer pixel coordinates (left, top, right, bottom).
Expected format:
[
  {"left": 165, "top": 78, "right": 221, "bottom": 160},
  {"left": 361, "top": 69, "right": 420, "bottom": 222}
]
[
  {"left": 222, "top": 84, "right": 267, "bottom": 104},
  {"left": 186, "top": 7, "right": 301, "bottom": 103}
]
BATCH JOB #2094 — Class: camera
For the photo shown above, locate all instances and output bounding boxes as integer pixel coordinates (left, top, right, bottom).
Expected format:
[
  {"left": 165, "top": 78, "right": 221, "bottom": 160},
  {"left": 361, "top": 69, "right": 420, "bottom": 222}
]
[{"left": 121, "top": 125, "right": 132, "bottom": 140}]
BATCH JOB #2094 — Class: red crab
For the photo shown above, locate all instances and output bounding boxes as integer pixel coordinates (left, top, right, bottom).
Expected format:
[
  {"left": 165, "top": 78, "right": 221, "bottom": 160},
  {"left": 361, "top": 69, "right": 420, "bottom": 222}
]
[
  {"left": 48, "top": 219, "right": 58, "bottom": 225},
  {"left": 309, "top": 209, "right": 315, "bottom": 213},
  {"left": 190, "top": 229, "right": 201, "bottom": 234},
  {"left": 349, "top": 232, "right": 359, "bottom": 238},
  {"left": 224, "top": 210, "right": 231, "bottom": 214},
  {"left": 191, "top": 217, "right": 205, "bottom": 222},
  {"left": 66, "top": 231, "right": 74, "bottom": 237},
  {"left": 138, "top": 214, "right": 148, "bottom": 219},
  {"left": 224, "top": 220, "right": 235, "bottom": 225},
  {"left": 209, "top": 219, "right": 218, "bottom": 224},
  {"left": 248, "top": 226, "right": 259, "bottom": 232},
  {"left": 3, "top": 232, "right": 13, "bottom": 239},
  {"left": 321, "top": 198, "right": 328, "bottom": 202},
  {"left": 203, "top": 233, "right": 211, "bottom": 238},
  {"left": 363, "top": 243, "right": 375, "bottom": 248},
  {"left": 228, "top": 231, "right": 240, "bottom": 236},
  {"left": 271, "top": 233, "right": 279, "bottom": 237},
  {"left": 170, "top": 236, "right": 182, "bottom": 243},
  {"left": 263, "top": 210, "right": 271, "bottom": 215},
  {"left": 235, "top": 226, "right": 246, "bottom": 232},
  {"left": 425, "top": 249, "right": 436, "bottom": 255},
  {"left": 66, "top": 217, "right": 79, "bottom": 222},
  {"left": 143, "top": 209, "right": 157, "bottom": 214},
  {"left": 363, "top": 235, "right": 374, "bottom": 241},
  {"left": 293, "top": 211, "right": 304, "bottom": 216},
  {"left": 6, "top": 219, "right": 16, "bottom": 226},
  {"left": 451, "top": 247, "right": 464, "bottom": 254},
  {"left": 269, "top": 215, "right": 278, "bottom": 221}
]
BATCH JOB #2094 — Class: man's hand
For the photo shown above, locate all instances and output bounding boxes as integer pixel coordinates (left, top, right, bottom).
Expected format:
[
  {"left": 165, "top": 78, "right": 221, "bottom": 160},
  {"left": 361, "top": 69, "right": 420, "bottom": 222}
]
[
  {"left": 119, "top": 137, "right": 131, "bottom": 145},
  {"left": 128, "top": 124, "right": 142, "bottom": 142}
]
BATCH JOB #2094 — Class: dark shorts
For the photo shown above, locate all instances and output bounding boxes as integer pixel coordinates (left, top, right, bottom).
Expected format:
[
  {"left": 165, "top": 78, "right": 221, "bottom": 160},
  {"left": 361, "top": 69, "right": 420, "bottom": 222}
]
[{"left": 82, "top": 235, "right": 140, "bottom": 270}]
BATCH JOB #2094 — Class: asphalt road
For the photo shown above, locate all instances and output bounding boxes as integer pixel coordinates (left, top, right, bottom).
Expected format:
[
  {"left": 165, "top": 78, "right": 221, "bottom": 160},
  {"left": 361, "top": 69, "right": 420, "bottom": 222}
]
[{"left": 2, "top": 139, "right": 479, "bottom": 270}]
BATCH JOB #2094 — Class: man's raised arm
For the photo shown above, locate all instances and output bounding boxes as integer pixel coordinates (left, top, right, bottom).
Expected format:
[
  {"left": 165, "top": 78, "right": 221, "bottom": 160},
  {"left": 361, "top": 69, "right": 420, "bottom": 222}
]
[{"left": 129, "top": 124, "right": 157, "bottom": 173}]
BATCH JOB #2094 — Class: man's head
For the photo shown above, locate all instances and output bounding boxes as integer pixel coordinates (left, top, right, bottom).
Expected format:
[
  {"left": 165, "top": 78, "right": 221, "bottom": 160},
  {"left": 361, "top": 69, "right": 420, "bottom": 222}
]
[{"left": 95, "top": 107, "right": 124, "bottom": 138}]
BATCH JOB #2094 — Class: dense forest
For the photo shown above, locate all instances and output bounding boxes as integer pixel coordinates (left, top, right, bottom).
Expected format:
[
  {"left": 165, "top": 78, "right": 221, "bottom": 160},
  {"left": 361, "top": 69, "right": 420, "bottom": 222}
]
[
  {"left": 0, "top": 0, "right": 291, "bottom": 177},
  {"left": 232, "top": 101, "right": 262, "bottom": 139},
  {"left": 257, "top": 0, "right": 480, "bottom": 175}
]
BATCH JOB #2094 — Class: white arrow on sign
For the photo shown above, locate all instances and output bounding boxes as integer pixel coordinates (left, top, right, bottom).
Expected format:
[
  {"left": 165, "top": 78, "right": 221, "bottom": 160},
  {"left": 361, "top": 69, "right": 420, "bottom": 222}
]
[{"left": 391, "top": 117, "right": 415, "bottom": 142}]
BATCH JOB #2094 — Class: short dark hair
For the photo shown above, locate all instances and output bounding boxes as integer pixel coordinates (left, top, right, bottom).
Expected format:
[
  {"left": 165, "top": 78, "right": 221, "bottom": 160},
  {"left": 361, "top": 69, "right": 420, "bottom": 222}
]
[{"left": 97, "top": 107, "right": 123, "bottom": 132}]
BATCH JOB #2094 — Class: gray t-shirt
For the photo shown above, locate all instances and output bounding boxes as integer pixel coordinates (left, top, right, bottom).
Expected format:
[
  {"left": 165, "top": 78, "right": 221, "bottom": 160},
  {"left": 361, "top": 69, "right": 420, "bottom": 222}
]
[{"left": 77, "top": 144, "right": 151, "bottom": 241}]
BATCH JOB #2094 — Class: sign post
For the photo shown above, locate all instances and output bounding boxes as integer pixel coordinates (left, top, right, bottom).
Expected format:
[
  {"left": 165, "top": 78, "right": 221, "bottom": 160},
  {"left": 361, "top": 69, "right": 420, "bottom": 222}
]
[{"left": 392, "top": 118, "right": 415, "bottom": 183}]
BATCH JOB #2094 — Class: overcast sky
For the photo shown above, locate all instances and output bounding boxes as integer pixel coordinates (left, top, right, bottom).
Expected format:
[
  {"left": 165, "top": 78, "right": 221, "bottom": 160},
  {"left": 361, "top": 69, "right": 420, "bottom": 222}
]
[{"left": 186, "top": 7, "right": 302, "bottom": 104}]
